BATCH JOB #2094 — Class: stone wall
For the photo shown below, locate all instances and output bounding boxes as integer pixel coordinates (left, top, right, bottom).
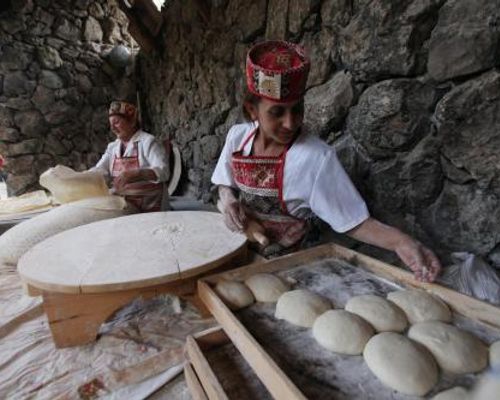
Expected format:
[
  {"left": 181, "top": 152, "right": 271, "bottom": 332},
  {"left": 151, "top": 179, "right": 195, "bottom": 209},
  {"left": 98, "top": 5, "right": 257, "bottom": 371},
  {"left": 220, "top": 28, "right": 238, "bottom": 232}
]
[
  {"left": 0, "top": 0, "right": 136, "bottom": 195},
  {"left": 139, "top": 0, "right": 500, "bottom": 263}
]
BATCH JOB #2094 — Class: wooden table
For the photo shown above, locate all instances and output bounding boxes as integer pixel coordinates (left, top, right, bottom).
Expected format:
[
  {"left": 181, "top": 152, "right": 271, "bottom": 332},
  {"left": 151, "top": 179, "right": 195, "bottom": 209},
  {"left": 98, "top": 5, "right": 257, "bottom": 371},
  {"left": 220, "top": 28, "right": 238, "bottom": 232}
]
[{"left": 18, "top": 211, "right": 247, "bottom": 348}]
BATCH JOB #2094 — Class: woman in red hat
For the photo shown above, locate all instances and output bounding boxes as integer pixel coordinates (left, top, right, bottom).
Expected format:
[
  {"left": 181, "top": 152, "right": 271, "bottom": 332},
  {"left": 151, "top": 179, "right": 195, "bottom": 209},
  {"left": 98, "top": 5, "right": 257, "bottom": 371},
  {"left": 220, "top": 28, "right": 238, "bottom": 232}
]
[
  {"left": 90, "top": 100, "right": 170, "bottom": 212},
  {"left": 212, "top": 41, "right": 441, "bottom": 282}
]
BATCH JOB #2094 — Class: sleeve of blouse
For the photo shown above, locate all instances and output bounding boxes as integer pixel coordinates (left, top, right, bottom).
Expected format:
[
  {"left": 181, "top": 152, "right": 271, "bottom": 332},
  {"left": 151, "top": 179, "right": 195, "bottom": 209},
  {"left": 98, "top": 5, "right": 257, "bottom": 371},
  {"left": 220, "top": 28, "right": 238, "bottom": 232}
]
[
  {"left": 309, "top": 150, "right": 370, "bottom": 233},
  {"left": 144, "top": 138, "right": 170, "bottom": 183},
  {"left": 211, "top": 126, "right": 239, "bottom": 188},
  {"left": 89, "top": 143, "right": 113, "bottom": 178}
]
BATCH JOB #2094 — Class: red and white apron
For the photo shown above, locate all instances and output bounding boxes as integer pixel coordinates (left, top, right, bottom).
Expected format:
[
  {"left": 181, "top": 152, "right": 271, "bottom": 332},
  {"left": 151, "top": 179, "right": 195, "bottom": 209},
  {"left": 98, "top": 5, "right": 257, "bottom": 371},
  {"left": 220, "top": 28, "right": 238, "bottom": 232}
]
[
  {"left": 231, "top": 129, "right": 308, "bottom": 256},
  {"left": 111, "top": 142, "right": 164, "bottom": 212}
]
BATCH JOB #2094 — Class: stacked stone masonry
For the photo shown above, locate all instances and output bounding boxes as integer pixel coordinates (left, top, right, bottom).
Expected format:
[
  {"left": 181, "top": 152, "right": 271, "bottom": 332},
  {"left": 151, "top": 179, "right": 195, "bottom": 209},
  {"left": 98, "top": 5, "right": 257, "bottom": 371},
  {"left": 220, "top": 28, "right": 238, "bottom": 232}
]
[{"left": 0, "top": 0, "right": 136, "bottom": 195}]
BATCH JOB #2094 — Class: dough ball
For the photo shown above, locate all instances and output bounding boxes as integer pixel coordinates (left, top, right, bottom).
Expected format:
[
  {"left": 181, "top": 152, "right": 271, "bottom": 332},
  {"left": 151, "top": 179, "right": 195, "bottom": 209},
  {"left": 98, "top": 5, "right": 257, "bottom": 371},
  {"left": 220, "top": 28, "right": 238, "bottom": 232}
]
[
  {"left": 387, "top": 289, "right": 451, "bottom": 324},
  {"left": 244, "top": 273, "right": 290, "bottom": 302},
  {"left": 431, "top": 387, "right": 469, "bottom": 400},
  {"left": 214, "top": 280, "right": 254, "bottom": 310},
  {"left": 490, "top": 340, "right": 500, "bottom": 366},
  {"left": 312, "top": 310, "right": 374, "bottom": 355},
  {"left": 345, "top": 294, "right": 408, "bottom": 332},
  {"left": 363, "top": 332, "right": 438, "bottom": 396},
  {"left": 275, "top": 289, "right": 331, "bottom": 327},
  {"left": 408, "top": 321, "right": 488, "bottom": 374}
]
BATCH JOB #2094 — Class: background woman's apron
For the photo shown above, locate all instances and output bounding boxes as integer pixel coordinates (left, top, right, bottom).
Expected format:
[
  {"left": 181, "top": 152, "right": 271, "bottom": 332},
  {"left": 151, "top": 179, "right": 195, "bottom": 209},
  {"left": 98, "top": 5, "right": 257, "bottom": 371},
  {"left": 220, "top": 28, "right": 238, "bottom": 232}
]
[
  {"left": 231, "top": 129, "right": 308, "bottom": 256},
  {"left": 111, "top": 142, "right": 164, "bottom": 212}
]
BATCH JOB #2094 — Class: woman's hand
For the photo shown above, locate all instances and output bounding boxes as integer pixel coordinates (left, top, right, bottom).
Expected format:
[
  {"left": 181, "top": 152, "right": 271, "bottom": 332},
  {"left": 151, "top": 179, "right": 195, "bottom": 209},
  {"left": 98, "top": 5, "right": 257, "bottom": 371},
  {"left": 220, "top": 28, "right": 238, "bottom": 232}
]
[
  {"left": 217, "top": 185, "right": 247, "bottom": 232},
  {"left": 394, "top": 237, "right": 441, "bottom": 283},
  {"left": 347, "top": 217, "right": 442, "bottom": 283},
  {"left": 114, "top": 169, "right": 141, "bottom": 192},
  {"left": 222, "top": 200, "right": 247, "bottom": 232},
  {"left": 114, "top": 169, "right": 157, "bottom": 192}
]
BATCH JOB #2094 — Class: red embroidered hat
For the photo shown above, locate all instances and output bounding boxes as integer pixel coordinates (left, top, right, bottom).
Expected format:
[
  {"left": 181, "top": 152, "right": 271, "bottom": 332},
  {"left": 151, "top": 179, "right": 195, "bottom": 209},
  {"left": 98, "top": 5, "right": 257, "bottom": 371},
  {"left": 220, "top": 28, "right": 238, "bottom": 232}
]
[
  {"left": 108, "top": 101, "right": 137, "bottom": 119},
  {"left": 246, "top": 40, "right": 310, "bottom": 102}
]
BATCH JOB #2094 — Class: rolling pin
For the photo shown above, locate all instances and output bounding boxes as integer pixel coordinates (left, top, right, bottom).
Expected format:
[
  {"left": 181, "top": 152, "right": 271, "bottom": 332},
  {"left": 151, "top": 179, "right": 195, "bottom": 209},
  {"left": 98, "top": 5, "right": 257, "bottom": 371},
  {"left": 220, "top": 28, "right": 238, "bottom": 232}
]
[
  {"left": 217, "top": 200, "right": 269, "bottom": 246},
  {"left": 245, "top": 219, "right": 270, "bottom": 247}
]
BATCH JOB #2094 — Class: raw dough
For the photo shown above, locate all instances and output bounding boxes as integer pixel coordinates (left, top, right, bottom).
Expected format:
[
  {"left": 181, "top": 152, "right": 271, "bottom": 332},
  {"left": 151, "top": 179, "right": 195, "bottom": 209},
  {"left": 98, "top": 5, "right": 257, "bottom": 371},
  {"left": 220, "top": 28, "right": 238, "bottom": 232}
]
[
  {"left": 363, "top": 332, "right": 438, "bottom": 396},
  {"left": 39, "top": 165, "right": 109, "bottom": 204},
  {"left": 387, "top": 289, "right": 451, "bottom": 324},
  {"left": 0, "top": 196, "right": 127, "bottom": 265},
  {"left": 432, "top": 386, "right": 469, "bottom": 400},
  {"left": 215, "top": 280, "right": 254, "bottom": 310},
  {"left": 312, "top": 310, "right": 374, "bottom": 355},
  {"left": 490, "top": 340, "right": 500, "bottom": 366},
  {"left": 244, "top": 273, "right": 290, "bottom": 302},
  {"left": 275, "top": 289, "right": 331, "bottom": 327},
  {"left": 408, "top": 321, "right": 488, "bottom": 374},
  {"left": 345, "top": 294, "right": 408, "bottom": 332},
  {"left": 0, "top": 190, "right": 51, "bottom": 215}
]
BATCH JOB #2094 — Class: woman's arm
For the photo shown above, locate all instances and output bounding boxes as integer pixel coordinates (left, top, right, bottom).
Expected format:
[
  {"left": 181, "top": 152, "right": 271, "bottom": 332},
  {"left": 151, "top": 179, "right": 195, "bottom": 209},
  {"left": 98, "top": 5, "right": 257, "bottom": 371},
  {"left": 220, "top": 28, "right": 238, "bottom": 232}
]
[{"left": 346, "top": 217, "right": 442, "bottom": 282}]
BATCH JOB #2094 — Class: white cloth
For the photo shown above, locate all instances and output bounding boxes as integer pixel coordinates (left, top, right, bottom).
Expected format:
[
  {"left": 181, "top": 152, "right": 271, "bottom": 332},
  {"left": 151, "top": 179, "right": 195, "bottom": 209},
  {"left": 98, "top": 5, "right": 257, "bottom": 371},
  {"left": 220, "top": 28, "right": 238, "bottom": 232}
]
[
  {"left": 90, "top": 130, "right": 170, "bottom": 183},
  {"left": 212, "top": 122, "right": 370, "bottom": 233}
]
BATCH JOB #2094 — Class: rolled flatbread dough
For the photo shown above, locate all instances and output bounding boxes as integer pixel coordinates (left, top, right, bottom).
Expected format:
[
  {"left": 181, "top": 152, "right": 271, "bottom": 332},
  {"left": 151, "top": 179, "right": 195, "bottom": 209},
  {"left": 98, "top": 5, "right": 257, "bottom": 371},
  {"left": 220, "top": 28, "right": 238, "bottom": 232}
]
[
  {"left": 215, "top": 280, "right": 254, "bottom": 310},
  {"left": 0, "top": 190, "right": 51, "bottom": 215},
  {"left": 408, "top": 321, "right": 488, "bottom": 374},
  {"left": 432, "top": 387, "right": 469, "bottom": 400},
  {"left": 363, "top": 332, "right": 438, "bottom": 396},
  {"left": 40, "top": 165, "right": 109, "bottom": 204},
  {"left": 490, "top": 340, "right": 500, "bottom": 366},
  {"left": 0, "top": 196, "right": 127, "bottom": 266},
  {"left": 244, "top": 273, "right": 290, "bottom": 302},
  {"left": 312, "top": 310, "right": 374, "bottom": 355},
  {"left": 345, "top": 294, "right": 408, "bottom": 332},
  {"left": 275, "top": 289, "right": 331, "bottom": 327},
  {"left": 387, "top": 289, "right": 451, "bottom": 324}
]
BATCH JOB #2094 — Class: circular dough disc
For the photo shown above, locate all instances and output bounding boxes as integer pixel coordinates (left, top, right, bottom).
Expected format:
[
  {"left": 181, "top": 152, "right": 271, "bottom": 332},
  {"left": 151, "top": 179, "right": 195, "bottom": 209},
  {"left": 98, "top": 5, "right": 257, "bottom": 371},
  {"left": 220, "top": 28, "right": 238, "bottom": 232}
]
[
  {"left": 363, "top": 332, "right": 438, "bottom": 396},
  {"left": 345, "top": 294, "right": 408, "bottom": 332},
  {"left": 275, "top": 289, "right": 331, "bottom": 327},
  {"left": 244, "top": 273, "right": 290, "bottom": 302},
  {"left": 215, "top": 280, "right": 254, "bottom": 310},
  {"left": 408, "top": 321, "right": 488, "bottom": 374},
  {"left": 387, "top": 289, "right": 451, "bottom": 324},
  {"left": 312, "top": 310, "right": 374, "bottom": 355}
]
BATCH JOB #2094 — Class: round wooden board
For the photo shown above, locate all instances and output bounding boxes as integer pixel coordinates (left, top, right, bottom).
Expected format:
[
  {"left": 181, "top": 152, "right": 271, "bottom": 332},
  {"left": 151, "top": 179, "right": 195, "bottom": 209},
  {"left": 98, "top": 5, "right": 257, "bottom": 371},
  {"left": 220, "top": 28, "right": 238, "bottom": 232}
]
[{"left": 18, "top": 211, "right": 247, "bottom": 294}]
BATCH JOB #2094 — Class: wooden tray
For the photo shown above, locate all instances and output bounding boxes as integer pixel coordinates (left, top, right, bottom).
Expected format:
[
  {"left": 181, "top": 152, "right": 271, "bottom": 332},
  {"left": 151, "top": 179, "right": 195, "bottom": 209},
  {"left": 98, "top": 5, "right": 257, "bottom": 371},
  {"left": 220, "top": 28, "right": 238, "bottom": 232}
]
[
  {"left": 184, "top": 326, "right": 272, "bottom": 400},
  {"left": 197, "top": 243, "right": 500, "bottom": 400}
]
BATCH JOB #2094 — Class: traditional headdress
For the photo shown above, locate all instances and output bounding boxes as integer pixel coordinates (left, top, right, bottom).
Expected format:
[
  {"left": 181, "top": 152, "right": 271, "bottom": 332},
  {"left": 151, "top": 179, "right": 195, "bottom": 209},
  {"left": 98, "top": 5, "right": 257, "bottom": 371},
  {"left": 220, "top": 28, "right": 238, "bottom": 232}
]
[
  {"left": 246, "top": 41, "right": 310, "bottom": 103},
  {"left": 108, "top": 100, "right": 137, "bottom": 119}
]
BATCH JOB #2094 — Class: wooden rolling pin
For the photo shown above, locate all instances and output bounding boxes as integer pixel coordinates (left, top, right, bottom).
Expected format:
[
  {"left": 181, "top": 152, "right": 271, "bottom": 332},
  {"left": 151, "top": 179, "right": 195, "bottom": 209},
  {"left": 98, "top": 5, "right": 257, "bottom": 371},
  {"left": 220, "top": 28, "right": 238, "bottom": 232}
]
[
  {"left": 245, "top": 219, "right": 270, "bottom": 247},
  {"left": 217, "top": 200, "right": 269, "bottom": 246}
]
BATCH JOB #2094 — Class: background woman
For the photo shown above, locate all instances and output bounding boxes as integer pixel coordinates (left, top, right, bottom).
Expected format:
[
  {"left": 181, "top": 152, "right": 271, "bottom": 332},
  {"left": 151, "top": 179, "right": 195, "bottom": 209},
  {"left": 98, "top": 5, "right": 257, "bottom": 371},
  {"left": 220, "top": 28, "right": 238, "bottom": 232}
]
[{"left": 91, "top": 100, "right": 170, "bottom": 212}]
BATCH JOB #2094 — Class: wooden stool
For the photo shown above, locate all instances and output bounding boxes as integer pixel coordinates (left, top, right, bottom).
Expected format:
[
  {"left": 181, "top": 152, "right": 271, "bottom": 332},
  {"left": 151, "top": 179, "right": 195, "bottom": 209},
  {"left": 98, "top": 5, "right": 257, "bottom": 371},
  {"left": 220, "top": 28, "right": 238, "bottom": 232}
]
[{"left": 18, "top": 211, "right": 247, "bottom": 348}]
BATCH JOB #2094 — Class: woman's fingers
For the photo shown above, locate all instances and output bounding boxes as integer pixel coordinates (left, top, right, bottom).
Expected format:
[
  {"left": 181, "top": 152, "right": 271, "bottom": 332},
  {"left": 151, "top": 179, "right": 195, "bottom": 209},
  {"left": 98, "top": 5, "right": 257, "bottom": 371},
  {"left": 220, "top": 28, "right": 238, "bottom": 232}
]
[{"left": 225, "top": 202, "right": 246, "bottom": 231}]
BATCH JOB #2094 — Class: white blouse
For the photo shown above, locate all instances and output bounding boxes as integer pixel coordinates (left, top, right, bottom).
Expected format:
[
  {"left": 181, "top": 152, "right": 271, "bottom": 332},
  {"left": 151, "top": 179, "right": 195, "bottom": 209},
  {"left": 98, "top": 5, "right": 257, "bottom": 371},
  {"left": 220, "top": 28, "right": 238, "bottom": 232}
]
[
  {"left": 212, "top": 122, "right": 370, "bottom": 233},
  {"left": 90, "top": 130, "right": 170, "bottom": 183}
]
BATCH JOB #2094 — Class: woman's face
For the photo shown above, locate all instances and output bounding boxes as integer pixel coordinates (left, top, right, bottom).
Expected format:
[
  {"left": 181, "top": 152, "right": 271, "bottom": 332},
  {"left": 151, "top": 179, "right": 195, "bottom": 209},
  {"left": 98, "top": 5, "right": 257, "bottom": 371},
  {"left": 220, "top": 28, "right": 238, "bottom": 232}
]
[
  {"left": 246, "top": 97, "right": 305, "bottom": 145},
  {"left": 109, "top": 115, "right": 135, "bottom": 140}
]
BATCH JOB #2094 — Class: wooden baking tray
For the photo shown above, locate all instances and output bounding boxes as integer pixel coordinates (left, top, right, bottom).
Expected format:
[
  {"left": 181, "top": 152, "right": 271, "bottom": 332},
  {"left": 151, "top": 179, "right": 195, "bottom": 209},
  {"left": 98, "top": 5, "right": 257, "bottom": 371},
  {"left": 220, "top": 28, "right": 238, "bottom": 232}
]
[
  {"left": 197, "top": 243, "right": 500, "bottom": 400},
  {"left": 184, "top": 326, "right": 273, "bottom": 400}
]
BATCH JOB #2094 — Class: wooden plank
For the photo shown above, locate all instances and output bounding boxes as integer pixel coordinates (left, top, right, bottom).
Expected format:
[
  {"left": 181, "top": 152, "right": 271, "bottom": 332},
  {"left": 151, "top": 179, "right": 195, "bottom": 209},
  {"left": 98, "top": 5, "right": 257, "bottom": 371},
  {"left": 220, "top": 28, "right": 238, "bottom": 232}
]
[
  {"left": 185, "top": 334, "right": 229, "bottom": 400},
  {"left": 330, "top": 244, "right": 500, "bottom": 331},
  {"left": 198, "top": 280, "right": 307, "bottom": 400},
  {"left": 184, "top": 362, "right": 208, "bottom": 400},
  {"left": 202, "top": 244, "right": 332, "bottom": 285},
  {"left": 193, "top": 326, "right": 231, "bottom": 351}
]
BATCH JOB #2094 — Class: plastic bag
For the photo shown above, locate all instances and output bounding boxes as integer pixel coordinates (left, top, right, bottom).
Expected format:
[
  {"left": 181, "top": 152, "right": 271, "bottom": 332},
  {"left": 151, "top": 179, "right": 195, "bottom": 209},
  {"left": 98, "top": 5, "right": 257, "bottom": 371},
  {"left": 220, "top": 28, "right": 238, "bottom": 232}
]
[{"left": 438, "top": 252, "right": 500, "bottom": 306}]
